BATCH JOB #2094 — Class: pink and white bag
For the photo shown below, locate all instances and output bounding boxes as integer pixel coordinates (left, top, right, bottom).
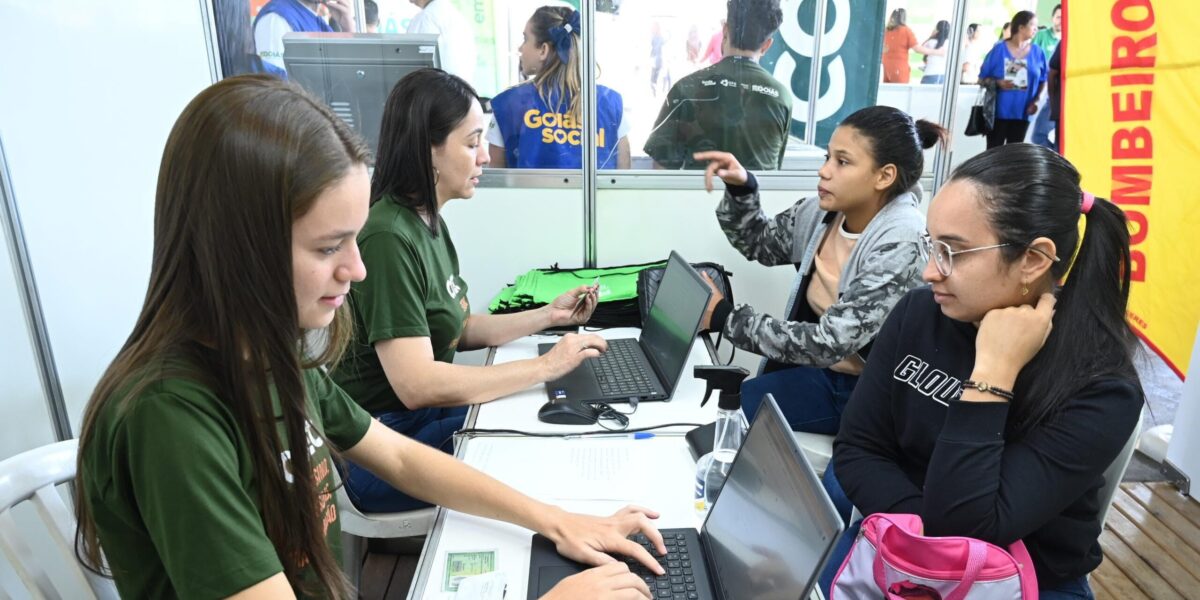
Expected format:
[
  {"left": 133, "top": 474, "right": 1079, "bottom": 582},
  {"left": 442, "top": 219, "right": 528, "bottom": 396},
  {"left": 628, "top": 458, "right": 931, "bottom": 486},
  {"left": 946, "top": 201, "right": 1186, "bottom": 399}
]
[{"left": 831, "top": 513, "right": 1038, "bottom": 600}]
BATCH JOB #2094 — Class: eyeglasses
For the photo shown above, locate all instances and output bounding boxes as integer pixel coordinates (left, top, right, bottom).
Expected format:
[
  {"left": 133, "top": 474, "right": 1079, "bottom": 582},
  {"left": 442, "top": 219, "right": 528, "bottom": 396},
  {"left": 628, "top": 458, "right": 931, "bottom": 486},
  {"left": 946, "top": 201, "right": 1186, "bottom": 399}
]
[{"left": 918, "top": 232, "right": 1060, "bottom": 277}]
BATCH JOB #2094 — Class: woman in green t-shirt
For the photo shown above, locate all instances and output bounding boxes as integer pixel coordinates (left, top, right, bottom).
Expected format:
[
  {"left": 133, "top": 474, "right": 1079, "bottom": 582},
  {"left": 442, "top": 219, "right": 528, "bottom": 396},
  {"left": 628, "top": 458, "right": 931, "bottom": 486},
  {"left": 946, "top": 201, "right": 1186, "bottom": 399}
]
[
  {"left": 334, "top": 68, "right": 610, "bottom": 513},
  {"left": 75, "top": 75, "right": 662, "bottom": 600}
]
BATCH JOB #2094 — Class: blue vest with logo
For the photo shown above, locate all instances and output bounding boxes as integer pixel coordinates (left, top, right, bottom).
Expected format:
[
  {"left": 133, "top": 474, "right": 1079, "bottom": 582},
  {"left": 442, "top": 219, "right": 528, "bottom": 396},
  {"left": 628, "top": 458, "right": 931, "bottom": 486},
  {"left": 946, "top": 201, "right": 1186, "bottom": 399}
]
[
  {"left": 490, "top": 83, "right": 624, "bottom": 169},
  {"left": 254, "top": 0, "right": 333, "bottom": 33}
]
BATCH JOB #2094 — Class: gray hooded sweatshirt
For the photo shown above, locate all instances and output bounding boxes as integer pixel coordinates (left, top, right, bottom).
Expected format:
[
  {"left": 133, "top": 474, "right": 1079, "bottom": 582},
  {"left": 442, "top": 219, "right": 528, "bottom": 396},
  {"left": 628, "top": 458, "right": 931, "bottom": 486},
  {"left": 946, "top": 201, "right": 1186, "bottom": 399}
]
[{"left": 715, "top": 173, "right": 926, "bottom": 370}]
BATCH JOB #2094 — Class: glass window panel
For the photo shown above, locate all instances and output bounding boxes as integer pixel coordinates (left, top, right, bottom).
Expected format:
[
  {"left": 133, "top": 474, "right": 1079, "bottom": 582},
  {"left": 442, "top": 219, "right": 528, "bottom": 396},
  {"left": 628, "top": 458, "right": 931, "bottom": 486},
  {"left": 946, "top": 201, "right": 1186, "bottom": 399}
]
[
  {"left": 872, "top": 1, "right": 959, "bottom": 179},
  {"left": 948, "top": 0, "right": 1052, "bottom": 171},
  {"left": 601, "top": 0, "right": 808, "bottom": 171},
  {"left": 486, "top": 1, "right": 629, "bottom": 170}
]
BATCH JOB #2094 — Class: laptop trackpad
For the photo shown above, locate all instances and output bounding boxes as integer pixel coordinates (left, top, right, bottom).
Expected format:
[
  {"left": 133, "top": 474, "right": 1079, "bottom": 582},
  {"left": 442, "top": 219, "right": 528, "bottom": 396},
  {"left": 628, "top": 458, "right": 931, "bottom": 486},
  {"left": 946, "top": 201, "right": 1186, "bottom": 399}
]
[{"left": 537, "top": 566, "right": 584, "bottom": 596}]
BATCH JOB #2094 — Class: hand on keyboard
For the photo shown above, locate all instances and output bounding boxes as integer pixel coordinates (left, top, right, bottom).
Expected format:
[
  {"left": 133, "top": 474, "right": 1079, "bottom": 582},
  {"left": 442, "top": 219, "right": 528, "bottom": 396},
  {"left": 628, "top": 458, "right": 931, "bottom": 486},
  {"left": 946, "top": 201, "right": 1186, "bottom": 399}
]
[
  {"left": 539, "top": 333, "right": 609, "bottom": 380},
  {"left": 624, "top": 533, "right": 702, "bottom": 600},
  {"left": 542, "top": 505, "right": 667, "bottom": 577},
  {"left": 539, "top": 562, "right": 652, "bottom": 600}
]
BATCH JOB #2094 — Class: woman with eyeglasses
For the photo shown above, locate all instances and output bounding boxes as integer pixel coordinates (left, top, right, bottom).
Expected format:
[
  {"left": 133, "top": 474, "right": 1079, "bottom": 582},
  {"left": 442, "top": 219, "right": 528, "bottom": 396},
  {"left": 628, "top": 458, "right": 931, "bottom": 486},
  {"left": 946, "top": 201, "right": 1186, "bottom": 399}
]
[{"left": 826, "top": 143, "right": 1143, "bottom": 599}]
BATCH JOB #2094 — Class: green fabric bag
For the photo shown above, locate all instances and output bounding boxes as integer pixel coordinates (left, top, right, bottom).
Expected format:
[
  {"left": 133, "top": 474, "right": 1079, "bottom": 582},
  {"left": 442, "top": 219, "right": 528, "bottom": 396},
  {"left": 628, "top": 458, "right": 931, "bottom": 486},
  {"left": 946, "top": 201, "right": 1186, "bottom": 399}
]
[
  {"left": 489, "top": 261, "right": 668, "bottom": 327},
  {"left": 489, "top": 262, "right": 664, "bottom": 312}
]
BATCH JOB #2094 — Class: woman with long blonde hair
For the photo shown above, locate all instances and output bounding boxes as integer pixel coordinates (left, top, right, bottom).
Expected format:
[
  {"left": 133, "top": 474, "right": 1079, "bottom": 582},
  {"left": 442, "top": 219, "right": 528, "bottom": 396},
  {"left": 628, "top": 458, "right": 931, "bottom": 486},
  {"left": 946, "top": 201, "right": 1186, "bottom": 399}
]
[{"left": 488, "top": 6, "right": 630, "bottom": 169}]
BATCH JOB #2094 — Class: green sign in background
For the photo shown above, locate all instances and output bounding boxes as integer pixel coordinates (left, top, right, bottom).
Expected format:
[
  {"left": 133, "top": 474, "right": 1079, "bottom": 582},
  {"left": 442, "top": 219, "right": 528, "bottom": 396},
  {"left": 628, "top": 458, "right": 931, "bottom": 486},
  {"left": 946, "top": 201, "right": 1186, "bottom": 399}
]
[{"left": 762, "top": 0, "right": 885, "bottom": 147}]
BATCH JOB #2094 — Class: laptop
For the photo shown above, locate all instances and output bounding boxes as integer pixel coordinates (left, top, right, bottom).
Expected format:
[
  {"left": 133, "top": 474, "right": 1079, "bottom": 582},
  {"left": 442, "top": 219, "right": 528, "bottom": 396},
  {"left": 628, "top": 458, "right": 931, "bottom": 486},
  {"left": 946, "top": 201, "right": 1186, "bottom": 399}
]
[
  {"left": 526, "top": 394, "right": 845, "bottom": 600},
  {"left": 538, "top": 251, "right": 712, "bottom": 403}
]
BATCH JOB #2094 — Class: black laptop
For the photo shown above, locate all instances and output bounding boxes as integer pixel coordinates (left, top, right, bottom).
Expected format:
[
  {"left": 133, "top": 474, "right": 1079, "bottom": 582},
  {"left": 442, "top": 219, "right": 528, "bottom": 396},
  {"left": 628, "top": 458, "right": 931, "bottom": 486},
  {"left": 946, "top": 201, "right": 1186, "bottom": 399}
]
[
  {"left": 538, "top": 251, "right": 712, "bottom": 403},
  {"left": 526, "top": 394, "right": 845, "bottom": 600}
]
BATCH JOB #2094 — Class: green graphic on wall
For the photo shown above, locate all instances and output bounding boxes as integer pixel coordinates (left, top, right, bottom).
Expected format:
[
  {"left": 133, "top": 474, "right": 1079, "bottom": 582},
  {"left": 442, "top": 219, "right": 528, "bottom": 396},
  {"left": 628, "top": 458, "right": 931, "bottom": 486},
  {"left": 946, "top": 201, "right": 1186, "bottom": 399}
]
[{"left": 762, "top": 0, "right": 885, "bottom": 146}]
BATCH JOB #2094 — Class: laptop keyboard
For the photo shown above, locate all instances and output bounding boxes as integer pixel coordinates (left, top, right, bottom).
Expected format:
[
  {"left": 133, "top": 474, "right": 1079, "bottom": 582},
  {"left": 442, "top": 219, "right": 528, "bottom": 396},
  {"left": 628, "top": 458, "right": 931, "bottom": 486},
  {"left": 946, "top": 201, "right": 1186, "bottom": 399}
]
[
  {"left": 593, "top": 338, "right": 657, "bottom": 397},
  {"left": 624, "top": 532, "right": 701, "bottom": 599}
]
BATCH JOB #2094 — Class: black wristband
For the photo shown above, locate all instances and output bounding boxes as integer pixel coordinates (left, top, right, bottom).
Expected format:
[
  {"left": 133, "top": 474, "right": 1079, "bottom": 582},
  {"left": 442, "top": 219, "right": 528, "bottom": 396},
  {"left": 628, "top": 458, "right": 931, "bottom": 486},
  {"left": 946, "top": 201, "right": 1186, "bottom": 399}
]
[
  {"left": 724, "top": 171, "right": 758, "bottom": 197},
  {"left": 708, "top": 299, "right": 734, "bottom": 333}
]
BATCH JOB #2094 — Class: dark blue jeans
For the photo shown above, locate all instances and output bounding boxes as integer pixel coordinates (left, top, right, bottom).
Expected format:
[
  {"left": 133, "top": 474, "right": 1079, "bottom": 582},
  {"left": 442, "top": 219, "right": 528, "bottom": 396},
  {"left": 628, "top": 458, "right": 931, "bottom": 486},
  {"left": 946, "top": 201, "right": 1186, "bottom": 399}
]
[
  {"left": 739, "top": 366, "right": 858, "bottom": 435},
  {"left": 1040, "top": 576, "right": 1095, "bottom": 599},
  {"left": 343, "top": 406, "right": 467, "bottom": 513}
]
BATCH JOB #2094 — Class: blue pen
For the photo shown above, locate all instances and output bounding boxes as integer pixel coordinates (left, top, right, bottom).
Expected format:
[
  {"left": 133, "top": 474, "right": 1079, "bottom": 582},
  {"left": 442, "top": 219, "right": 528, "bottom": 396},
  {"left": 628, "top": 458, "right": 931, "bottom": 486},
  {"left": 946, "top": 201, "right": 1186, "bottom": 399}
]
[
  {"left": 595, "top": 432, "right": 655, "bottom": 439},
  {"left": 566, "top": 432, "right": 655, "bottom": 439}
]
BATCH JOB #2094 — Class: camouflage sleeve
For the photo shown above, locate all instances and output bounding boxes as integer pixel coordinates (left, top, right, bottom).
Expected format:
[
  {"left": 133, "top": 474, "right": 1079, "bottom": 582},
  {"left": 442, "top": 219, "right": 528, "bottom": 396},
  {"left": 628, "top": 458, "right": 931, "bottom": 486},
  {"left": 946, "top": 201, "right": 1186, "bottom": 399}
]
[
  {"left": 715, "top": 185, "right": 805, "bottom": 267},
  {"left": 722, "top": 240, "right": 923, "bottom": 366}
]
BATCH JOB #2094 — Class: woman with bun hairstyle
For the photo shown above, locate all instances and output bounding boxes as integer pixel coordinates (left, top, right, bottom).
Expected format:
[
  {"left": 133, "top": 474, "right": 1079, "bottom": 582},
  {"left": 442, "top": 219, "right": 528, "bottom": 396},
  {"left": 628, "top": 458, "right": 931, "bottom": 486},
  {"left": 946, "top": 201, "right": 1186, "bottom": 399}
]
[{"left": 696, "top": 106, "right": 946, "bottom": 444}]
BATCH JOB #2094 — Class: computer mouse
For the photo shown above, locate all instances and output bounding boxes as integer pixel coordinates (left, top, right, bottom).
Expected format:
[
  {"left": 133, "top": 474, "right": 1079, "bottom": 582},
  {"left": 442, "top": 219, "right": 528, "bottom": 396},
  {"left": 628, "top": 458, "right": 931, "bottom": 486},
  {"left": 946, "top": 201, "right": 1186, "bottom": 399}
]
[{"left": 537, "top": 398, "right": 599, "bottom": 425}]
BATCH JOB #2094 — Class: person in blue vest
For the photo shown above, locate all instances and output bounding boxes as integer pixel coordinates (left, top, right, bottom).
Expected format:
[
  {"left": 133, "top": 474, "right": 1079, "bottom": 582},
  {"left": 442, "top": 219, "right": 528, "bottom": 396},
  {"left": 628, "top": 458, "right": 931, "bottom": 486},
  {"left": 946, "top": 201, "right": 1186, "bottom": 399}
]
[
  {"left": 214, "top": 0, "right": 288, "bottom": 79},
  {"left": 254, "top": 0, "right": 356, "bottom": 72},
  {"left": 487, "top": 6, "right": 630, "bottom": 169}
]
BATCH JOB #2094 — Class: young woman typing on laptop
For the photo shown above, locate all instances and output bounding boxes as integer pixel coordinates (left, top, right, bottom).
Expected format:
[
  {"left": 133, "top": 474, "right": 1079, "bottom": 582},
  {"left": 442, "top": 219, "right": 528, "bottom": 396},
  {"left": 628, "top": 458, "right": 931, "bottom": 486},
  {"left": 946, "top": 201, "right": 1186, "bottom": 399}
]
[
  {"left": 330, "top": 69, "right": 608, "bottom": 513},
  {"left": 695, "top": 106, "right": 945, "bottom": 436},
  {"left": 829, "top": 144, "right": 1143, "bottom": 599},
  {"left": 74, "top": 75, "right": 664, "bottom": 600}
]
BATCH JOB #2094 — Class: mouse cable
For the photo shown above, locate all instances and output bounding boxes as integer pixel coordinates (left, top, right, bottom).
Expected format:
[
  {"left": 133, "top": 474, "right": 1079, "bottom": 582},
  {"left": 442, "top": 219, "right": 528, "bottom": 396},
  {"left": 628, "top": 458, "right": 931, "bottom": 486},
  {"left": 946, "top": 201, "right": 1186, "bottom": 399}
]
[{"left": 452, "top": 422, "right": 707, "bottom": 440}]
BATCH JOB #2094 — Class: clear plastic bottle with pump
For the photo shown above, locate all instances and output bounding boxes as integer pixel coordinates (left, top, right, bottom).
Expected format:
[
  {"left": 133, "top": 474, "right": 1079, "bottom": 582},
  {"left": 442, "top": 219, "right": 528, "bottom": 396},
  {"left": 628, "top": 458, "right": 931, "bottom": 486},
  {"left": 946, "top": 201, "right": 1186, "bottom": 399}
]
[{"left": 693, "top": 394, "right": 749, "bottom": 518}]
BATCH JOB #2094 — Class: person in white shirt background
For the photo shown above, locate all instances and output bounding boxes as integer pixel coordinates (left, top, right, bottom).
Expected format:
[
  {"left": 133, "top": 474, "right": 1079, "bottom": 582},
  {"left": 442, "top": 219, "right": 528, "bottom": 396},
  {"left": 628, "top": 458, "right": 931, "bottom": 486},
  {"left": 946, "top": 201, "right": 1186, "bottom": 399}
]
[
  {"left": 960, "top": 23, "right": 989, "bottom": 84},
  {"left": 407, "top": 0, "right": 477, "bottom": 82},
  {"left": 919, "top": 20, "right": 949, "bottom": 84}
]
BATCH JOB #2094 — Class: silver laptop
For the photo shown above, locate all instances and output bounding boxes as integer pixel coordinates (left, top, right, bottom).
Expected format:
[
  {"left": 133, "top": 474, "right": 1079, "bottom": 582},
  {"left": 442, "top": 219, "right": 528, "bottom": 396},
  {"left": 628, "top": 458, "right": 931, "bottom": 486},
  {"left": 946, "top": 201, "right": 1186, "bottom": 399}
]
[
  {"left": 526, "top": 393, "right": 845, "bottom": 599},
  {"left": 538, "top": 250, "right": 711, "bottom": 404}
]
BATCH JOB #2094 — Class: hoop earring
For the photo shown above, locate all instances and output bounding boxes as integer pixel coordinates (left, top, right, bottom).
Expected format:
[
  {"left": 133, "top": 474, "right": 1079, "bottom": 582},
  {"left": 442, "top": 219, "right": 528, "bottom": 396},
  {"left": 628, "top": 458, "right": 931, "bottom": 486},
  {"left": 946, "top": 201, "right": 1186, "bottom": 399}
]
[{"left": 433, "top": 167, "right": 440, "bottom": 186}]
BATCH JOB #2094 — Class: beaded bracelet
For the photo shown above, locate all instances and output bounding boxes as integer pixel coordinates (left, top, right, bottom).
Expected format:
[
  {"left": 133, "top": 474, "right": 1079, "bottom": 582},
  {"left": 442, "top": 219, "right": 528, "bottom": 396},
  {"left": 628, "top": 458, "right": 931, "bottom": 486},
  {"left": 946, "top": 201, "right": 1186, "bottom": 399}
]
[{"left": 962, "top": 380, "right": 1015, "bottom": 401}]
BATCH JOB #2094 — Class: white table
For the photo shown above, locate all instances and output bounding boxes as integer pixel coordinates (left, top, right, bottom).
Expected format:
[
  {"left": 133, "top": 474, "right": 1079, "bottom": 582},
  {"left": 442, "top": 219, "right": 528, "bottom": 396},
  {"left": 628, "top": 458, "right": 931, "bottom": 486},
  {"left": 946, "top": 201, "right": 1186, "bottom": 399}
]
[
  {"left": 402, "top": 329, "right": 836, "bottom": 600},
  {"left": 406, "top": 329, "right": 824, "bottom": 600},
  {"left": 463, "top": 328, "right": 722, "bottom": 434},
  {"left": 407, "top": 435, "right": 700, "bottom": 599}
]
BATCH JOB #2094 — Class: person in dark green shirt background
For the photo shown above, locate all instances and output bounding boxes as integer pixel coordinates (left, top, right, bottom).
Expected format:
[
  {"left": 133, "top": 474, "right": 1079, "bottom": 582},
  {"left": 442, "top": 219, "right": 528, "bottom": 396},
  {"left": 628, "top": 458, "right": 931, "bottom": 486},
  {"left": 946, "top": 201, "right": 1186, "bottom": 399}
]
[
  {"left": 334, "top": 69, "right": 612, "bottom": 514},
  {"left": 643, "top": 0, "right": 793, "bottom": 171},
  {"left": 76, "top": 75, "right": 665, "bottom": 600}
]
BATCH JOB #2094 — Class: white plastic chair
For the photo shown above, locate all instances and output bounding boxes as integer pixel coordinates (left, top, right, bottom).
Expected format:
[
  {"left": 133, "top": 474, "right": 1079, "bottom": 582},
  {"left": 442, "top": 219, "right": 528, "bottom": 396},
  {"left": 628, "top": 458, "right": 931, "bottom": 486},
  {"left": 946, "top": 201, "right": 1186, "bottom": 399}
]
[
  {"left": 793, "top": 431, "right": 835, "bottom": 477},
  {"left": 1097, "top": 410, "right": 1144, "bottom": 526},
  {"left": 335, "top": 485, "right": 435, "bottom": 590},
  {"left": 0, "top": 439, "right": 117, "bottom": 600}
]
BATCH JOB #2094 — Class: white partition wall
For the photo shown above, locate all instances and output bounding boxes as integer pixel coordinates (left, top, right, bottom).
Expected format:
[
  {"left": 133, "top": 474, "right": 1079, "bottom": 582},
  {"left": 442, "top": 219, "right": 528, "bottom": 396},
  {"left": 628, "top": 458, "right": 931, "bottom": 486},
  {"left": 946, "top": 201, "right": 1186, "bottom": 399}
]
[
  {"left": 0, "top": 206, "right": 55, "bottom": 456},
  {"left": 441, "top": 187, "right": 584, "bottom": 322},
  {"left": 1165, "top": 326, "right": 1200, "bottom": 496},
  {"left": 0, "top": 1, "right": 214, "bottom": 436}
]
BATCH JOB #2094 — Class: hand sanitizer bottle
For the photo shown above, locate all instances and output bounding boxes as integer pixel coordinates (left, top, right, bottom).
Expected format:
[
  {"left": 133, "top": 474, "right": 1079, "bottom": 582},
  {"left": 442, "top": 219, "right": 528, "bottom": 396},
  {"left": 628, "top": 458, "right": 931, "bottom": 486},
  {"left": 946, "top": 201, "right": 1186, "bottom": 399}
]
[{"left": 693, "top": 389, "right": 748, "bottom": 518}]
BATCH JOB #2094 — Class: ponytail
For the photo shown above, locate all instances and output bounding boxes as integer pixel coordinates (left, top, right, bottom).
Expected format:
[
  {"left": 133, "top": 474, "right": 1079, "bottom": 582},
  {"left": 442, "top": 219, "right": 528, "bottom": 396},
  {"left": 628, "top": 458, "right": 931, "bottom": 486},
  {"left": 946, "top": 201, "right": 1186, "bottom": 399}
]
[
  {"left": 528, "top": 6, "right": 583, "bottom": 123},
  {"left": 949, "top": 144, "right": 1138, "bottom": 437},
  {"left": 916, "top": 120, "right": 949, "bottom": 150}
]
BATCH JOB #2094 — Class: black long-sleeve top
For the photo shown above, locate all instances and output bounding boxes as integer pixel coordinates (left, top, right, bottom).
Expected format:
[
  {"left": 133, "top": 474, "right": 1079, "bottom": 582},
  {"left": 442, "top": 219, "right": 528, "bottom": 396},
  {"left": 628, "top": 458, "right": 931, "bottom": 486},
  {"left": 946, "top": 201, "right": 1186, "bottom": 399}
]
[{"left": 833, "top": 287, "right": 1143, "bottom": 587}]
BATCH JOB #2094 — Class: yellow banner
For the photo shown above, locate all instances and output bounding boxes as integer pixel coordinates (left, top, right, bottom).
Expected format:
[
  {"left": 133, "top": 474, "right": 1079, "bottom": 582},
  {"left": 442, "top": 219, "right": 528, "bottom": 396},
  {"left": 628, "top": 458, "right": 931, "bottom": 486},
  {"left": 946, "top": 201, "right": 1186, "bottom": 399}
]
[{"left": 1063, "top": 0, "right": 1200, "bottom": 378}]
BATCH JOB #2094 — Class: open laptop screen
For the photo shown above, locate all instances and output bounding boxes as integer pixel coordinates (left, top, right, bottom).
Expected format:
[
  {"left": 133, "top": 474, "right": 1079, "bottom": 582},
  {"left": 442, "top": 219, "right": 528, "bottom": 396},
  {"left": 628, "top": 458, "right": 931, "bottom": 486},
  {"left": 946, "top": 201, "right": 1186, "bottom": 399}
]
[
  {"left": 700, "top": 396, "right": 843, "bottom": 599},
  {"left": 639, "top": 252, "right": 710, "bottom": 394}
]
